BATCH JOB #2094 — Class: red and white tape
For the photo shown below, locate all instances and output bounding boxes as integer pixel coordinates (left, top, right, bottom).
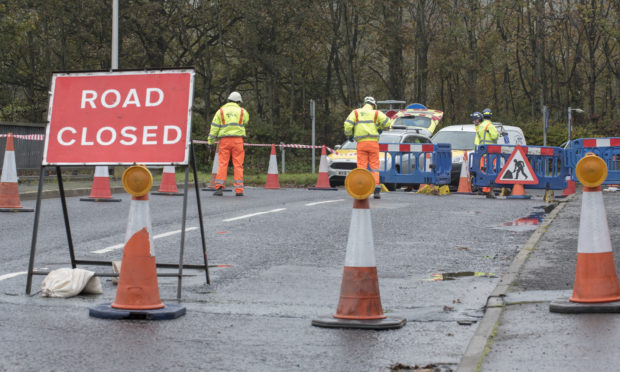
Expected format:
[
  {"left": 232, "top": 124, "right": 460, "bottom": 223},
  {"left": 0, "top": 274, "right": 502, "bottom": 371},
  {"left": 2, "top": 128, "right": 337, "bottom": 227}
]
[
  {"left": 192, "top": 140, "right": 336, "bottom": 153},
  {"left": 0, "top": 134, "right": 45, "bottom": 141}
]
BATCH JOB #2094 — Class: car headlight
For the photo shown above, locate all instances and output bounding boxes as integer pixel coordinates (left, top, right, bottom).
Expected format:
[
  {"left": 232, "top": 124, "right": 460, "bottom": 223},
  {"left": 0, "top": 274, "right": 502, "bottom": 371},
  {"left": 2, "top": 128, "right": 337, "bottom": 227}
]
[{"left": 452, "top": 156, "right": 463, "bottom": 164}]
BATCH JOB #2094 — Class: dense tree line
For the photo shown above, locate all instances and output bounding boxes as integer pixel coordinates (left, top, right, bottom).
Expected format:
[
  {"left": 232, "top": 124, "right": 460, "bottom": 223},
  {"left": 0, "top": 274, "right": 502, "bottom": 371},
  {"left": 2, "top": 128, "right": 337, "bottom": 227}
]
[{"left": 1, "top": 0, "right": 618, "bottom": 150}]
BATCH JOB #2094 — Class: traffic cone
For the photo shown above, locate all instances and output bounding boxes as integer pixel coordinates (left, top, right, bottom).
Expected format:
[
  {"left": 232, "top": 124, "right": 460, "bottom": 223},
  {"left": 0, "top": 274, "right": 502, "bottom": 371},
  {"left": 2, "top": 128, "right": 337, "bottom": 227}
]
[
  {"left": 80, "top": 166, "right": 121, "bottom": 202},
  {"left": 312, "top": 168, "right": 406, "bottom": 329},
  {"left": 202, "top": 144, "right": 230, "bottom": 192},
  {"left": 264, "top": 145, "right": 280, "bottom": 189},
  {"left": 152, "top": 166, "right": 183, "bottom": 196},
  {"left": 550, "top": 153, "right": 620, "bottom": 313},
  {"left": 308, "top": 145, "right": 337, "bottom": 190},
  {"left": 89, "top": 165, "right": 185, "bottom": 320},
  {"left": 0, "top": 133, "right": 33, "bottom": 212},
  {"left": 558, "top": 176, "right": 577, "bottom": 198},
  {"left": 456, "top": 152, "right": 473, "bottom": 194},
  {"left": 506, "top": 184, "right": 531, "bottom": 199}
]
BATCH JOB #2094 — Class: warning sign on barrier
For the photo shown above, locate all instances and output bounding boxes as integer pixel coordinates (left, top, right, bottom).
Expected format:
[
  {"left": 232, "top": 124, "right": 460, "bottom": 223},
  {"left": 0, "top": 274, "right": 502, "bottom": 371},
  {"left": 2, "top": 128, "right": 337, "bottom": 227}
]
[
  {"left": 495, "top": 145, "right": 538, "bottom": 184},
  {"left": 43, "top": 69, "right": 195, "bottom": 165}
]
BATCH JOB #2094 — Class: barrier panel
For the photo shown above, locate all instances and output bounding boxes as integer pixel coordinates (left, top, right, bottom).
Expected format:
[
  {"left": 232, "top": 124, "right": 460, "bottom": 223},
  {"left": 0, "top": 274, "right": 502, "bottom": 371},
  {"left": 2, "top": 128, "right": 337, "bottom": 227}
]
[
  {"left": 565, "top": 138, "right": 620, "bottom": 184},
  {"left": 471, "top": 144, "right": 568, "bottom": 189},
  {"left": 379, "top": 143, "right": 452, "bottom": 185}
]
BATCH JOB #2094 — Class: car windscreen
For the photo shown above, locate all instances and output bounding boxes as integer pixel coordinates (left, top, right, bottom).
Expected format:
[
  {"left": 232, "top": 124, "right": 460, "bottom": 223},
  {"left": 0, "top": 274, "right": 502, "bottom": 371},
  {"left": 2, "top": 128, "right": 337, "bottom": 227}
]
[
  {"left": 378, "top": 133, "right": 402, "bottom": 143},
  {"left": 392, "top": 116, "right": 432, "bottom": 129},
  {"left": 340, "top": 140, "right": 357, "bottom": 149},
  {"left": 432, "top": 131, "right": 476, "bottom": 150}
]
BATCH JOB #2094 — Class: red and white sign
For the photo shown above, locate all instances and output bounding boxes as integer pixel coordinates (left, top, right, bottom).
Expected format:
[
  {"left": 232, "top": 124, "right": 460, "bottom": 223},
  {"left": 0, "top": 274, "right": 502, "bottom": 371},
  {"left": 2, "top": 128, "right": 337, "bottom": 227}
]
[
  {"left": 43, "top": 69, "right": 195, "bottom": 165},
  {"left": 495, "top": 145, "right": 538, "bottom": 185}
]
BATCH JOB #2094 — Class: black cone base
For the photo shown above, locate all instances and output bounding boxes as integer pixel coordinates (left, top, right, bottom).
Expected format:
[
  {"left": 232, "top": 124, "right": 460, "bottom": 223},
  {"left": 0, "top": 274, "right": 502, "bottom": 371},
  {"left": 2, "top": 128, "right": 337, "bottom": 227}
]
[
  {"left": 311, "top": 315, "right": 406, "bottom": 330},
  {"left": 89, "top": 303, "right": 186, "bottom": 320},
  {"left": 550, "top": 297, "right": 620, "bottom": 314}
]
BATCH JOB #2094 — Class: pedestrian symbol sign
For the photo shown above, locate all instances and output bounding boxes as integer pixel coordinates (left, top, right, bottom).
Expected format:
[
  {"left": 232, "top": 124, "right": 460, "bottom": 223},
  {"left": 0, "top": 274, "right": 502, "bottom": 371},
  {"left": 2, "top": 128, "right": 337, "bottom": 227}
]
[{"left": 495, "top": 145, "right": 538, "bottom": 185}]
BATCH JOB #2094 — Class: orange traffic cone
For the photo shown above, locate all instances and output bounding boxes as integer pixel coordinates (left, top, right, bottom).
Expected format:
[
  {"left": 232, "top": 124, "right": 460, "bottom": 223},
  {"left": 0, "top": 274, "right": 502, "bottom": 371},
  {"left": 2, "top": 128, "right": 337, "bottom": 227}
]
[
  {"left": 506, "top": 183, "right": 531, "bottom": 199},
  {"left": 0, "top": 133, "right": 33, "bottom": 212},
  {"left": 89, "top": 165, "right": 185, "bottom": 320},
  {"left": 558, "top": 175, "right": 577, "bottom": 198},
  {"left": 264, "top": 144, "right": 280, "bottom": 189},
  {"left": 550, "top": 153, "right": 620, "bottom": 313},
  {"left": 80, "top": 166, "right": 121, "bottom": 202},
  {"left": 569, "top": 184, "right": 620, "bottom": 303},
  {"left": 312, "top": 169, "right": 406, "bottom": 329},
  {"left": 152, "top": 166, "right": 183, "bottom": 196},
  {"left": 309, "top": 145, "right": 337, "bottom": 190},
  {"left": 456, "top": 152, "right": 473, "bottom": 194}
]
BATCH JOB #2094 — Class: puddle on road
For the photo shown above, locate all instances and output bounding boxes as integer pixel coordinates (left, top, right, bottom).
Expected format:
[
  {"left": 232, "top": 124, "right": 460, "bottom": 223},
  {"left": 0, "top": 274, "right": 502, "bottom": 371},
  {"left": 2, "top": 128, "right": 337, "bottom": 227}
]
[
  {"left": 426, "top": 271, "right": 498, "bottom": 281},
  {"left": 493, "top": 211, "right": 546, "bottom": 232}
]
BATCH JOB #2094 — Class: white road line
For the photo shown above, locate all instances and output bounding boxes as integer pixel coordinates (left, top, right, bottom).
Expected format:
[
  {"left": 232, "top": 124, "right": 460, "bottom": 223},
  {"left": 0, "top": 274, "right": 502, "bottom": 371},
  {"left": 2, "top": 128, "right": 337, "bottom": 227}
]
[
  {"left": 223, "top": 208, "right": 286, "bottom": 222},
  {"left": 305, "top": 199, "right": 345, "bottom": 206},
  {"left": 0, "top": 271, "right": 27, "bottom": 281},
  {"left": 92, "top": 226, "right": 199, "bottom": 254}
]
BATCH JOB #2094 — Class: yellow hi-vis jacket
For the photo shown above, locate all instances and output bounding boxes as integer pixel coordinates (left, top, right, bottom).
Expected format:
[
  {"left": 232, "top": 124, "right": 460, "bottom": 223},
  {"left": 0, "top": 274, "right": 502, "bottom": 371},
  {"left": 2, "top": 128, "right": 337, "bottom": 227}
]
[
  {"left": 208, "top": 102, "right": 249, "bottom": 144},
  {"left": 343, "top": 104, "right": 391, "bottom": 142},
  {"left": 475, "top": 119, "right": 499, "bottom": 146}
]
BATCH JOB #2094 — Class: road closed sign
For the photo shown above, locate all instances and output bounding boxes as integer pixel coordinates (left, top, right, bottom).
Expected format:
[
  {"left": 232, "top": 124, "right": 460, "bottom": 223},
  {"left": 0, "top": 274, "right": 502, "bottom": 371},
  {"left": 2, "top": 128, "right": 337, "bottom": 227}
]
[{"left": 43, "top": 69, "right": 195, "bottom": 165}]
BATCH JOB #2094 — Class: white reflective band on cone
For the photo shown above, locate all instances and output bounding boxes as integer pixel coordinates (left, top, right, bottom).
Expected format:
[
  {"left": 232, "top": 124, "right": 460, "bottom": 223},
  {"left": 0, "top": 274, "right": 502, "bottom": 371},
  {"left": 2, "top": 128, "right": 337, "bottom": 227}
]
[
  {"left": 578, "top": 190, "right": 612, "bottom": 254},
  {"left": 318, "top": 155, "right": 329, "bottom": 173},
  {"left": 344, "top": 209, "right": 376, "bottom": 267},
  {"left": 1, "top": 151, "right": 17, "bottom": 183},
  {"left": 268, "top": 154, "right": 278, "bottom": 174},
  {"left": 460, "top": 154, "right": 469, "bottom": 177},
  {"left": 163, "top": 165, "right": 175, "bottom": 174},
  {"left": 125, "top": 198, "right": 154, "bottom": 255},
  {"left": 94, "top": 166, "right": 110, "bottom": 178}
]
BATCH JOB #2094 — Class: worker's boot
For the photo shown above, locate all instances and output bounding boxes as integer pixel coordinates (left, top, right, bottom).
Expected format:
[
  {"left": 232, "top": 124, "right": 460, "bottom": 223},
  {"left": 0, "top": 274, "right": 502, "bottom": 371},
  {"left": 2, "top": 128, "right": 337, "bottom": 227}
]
[{"left": 213, "top": 189, "right": 223, "bottom": 196}]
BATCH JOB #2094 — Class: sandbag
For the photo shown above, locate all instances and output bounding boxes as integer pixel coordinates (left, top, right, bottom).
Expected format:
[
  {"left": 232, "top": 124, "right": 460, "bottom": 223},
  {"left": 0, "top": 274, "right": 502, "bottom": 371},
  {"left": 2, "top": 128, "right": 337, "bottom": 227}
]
[{"left": 41, "top": 268, "right": 103, "bottom": 298}]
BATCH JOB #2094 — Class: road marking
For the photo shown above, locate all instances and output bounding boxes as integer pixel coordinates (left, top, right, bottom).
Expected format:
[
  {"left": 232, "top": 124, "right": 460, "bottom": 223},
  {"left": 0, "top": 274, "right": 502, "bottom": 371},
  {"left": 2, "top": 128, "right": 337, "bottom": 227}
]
[
  {"left": 0, "top": 271, "right": 27, "bottom": 281},
  {"left": 223, "top": 208, "right": 286, "bottom": 222},
  {"left": 305, "top": 199, "right": 344, "bottom": 206},
  {"left": 92, "top": 227, "right": 199, "bottom": 254}
]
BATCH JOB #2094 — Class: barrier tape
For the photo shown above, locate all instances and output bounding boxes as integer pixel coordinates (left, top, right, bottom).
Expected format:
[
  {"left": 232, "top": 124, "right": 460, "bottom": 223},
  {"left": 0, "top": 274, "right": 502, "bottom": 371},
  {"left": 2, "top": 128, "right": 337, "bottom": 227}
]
[
  {"left": 0, "top": 134, "right": 45, "bottom": 141},
  {"left": 192, "top": 140, "right": 336, "bottom": 153}
]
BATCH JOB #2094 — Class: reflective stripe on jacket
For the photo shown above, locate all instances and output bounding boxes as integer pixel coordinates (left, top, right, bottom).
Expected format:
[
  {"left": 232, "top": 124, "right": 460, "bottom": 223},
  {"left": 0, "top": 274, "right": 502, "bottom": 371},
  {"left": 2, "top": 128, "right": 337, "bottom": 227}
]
[
  {"left": 475, "top": 120, "right": 499, "bottom": 146},
  {"left": 208, "top": 102, "right": 249, "bottom": 144},
  {"left": 343, "top": 104, "right": 391, "bottom": 142}
]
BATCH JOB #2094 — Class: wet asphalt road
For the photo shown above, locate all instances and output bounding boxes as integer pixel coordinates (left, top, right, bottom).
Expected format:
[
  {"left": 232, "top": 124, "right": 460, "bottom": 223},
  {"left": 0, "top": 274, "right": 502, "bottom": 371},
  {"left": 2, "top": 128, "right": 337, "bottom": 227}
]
[{"left": 0, "top": 187, "right": 550, "bottom": 371}]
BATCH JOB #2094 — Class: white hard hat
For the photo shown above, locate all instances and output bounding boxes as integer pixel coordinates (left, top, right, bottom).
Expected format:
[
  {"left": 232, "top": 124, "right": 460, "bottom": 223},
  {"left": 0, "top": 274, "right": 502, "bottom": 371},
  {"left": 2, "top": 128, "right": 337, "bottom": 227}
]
[
  {"left": 228, "top": 91, "right": 242, "bottom": 103},
  {"left": 364, "top": 96, "right": 376, "bottom": 106}
]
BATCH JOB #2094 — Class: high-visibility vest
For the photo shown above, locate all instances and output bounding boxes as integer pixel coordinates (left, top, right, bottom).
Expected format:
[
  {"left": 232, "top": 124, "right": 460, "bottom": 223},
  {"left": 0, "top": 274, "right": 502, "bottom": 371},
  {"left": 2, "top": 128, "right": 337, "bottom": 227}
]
[
  {"left": 344, "top": 104, "right": 390, "bottom": 142},
  {"left": 208, "top": 102, "right": 249, "bottom": 144},
  {"left": 475, "top": 120, "right": 499, "bottom": 146}
]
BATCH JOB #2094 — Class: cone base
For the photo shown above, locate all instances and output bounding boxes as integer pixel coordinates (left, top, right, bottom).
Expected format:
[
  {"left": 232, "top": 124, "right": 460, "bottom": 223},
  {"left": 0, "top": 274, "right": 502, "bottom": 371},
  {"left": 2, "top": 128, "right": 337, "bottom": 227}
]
[
  {"left": 151, "top": 191, "right": 184, "bottom": 196},
  {"left": 307, "top": 187, "right": 338, "bottom": 191},
  {"left": 80, "top": 197, "right": 122, "bottom": 202},
  {"left": 0, "top": 207, "right": 34, "bottom": 212},
  {"left": 550, "top": 297, "right": 620, "bottom": 314},
  {"left": 89, "top": 303, "right": 186, "bottom": 320},
  {"left": 311, "top": 315, "right": 406, "bottom": 330}
]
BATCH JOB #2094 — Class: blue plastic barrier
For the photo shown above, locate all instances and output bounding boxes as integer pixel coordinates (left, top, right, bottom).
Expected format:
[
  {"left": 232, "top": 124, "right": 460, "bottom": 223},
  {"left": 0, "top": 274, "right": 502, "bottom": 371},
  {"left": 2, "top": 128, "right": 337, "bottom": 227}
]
[
  {"left": 565, "top": 138, "right": 620, "bottom": 184},
  {"left": 379, "top": 143, "right": 452, "bottom": 185},
  {"left": 471, "top": 144, "right": 568, "bottom": 190}
]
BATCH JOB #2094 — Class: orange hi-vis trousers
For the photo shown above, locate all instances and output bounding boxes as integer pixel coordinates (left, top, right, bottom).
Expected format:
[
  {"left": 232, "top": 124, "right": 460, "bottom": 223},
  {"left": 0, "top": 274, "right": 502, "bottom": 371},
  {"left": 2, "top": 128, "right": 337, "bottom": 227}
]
[
  {"left": 356, "top": 141, "right": 380, "bottom": 187},
  {"left": 215, "top": 137, "right": 245, "bottom": 193}
]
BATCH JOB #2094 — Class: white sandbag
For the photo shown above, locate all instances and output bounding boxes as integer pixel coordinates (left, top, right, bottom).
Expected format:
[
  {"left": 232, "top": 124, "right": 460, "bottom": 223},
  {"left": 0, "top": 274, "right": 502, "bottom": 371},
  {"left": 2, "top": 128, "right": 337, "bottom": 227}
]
[{"left": 41, "top": 268, "right": 103, "bottom": 298}]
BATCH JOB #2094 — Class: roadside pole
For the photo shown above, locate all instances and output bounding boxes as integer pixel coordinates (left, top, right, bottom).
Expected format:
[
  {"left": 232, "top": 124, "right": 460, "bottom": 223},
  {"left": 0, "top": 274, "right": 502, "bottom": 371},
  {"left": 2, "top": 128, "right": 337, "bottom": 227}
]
[{"left": 311, "top": 99, "right": 316, "bottom": 173}]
